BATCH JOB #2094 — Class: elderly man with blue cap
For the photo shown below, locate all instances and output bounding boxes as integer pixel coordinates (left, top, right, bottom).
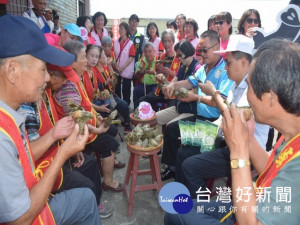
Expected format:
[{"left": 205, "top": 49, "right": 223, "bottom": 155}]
[{"left": 0, "top": 15, "right": 101, "bottom": 225}]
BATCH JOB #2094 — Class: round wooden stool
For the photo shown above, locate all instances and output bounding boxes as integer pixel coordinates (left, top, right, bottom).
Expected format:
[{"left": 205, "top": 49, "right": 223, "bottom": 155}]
[{"left": 123, "top": 142, "right": 163, "bottom": 217}]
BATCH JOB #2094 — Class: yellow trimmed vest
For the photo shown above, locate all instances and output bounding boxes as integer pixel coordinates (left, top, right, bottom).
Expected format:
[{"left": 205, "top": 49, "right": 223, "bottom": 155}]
[
  {"left": 154, "top": 53, "right": 180, "bottom": 98},
  {"left": 35, "top": 89, "right": 63, "bottom": 192},
  {"left": 0, "top": 108, "right": 56, "bottom": 225}
]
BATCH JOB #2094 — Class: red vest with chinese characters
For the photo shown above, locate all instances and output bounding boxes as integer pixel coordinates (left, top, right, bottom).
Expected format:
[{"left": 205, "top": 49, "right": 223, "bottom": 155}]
[
  {"left": 0, "top": 108, "right": 56, "bottom": 225},
  {"left": 256, "top": 134, "right": 300, "bottom": 188},
  {"left": 230, "top": 135, "right": 300, "bottom": 225},
  {"left": 154, "top": 53, "right": 180, "bottom": 97},
  {"left": 35, "top": 89, "right": 63, "bottom": 192}
]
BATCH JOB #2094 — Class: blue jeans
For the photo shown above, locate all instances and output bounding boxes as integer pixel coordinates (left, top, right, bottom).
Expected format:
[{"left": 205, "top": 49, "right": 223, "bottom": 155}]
[
  {"left": 114, "top": 96, "right": 130, "bottom": 124},
  {"left": 164, "top": 200, "right": 235, "bottom": 225},
  {"left": 49, "top": 188, "right": 101, "bottom": 225},
  {"left": 93, "top": 98, "right": 110, "bottom": 107}
]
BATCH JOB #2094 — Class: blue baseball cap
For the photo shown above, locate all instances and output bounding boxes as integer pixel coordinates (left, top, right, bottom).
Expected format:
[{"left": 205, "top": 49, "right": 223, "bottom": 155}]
[
  {"left": 64, "top": 23, "right": 83, "bottom": 43},
  {"left": 0, "top": 15, "right": 75, "bottom": 67}
]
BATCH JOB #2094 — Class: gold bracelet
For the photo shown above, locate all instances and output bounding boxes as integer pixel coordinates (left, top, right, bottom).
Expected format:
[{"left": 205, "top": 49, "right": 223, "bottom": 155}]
[{"left": 230, "top": 159, "right": 251, "bottom": 169}]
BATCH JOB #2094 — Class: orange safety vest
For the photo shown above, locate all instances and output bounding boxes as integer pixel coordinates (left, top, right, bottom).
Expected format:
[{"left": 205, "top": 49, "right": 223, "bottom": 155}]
[
  {"left": 0, "top": 108, "right": 56, "bottom": 225},
  {"left": 83, "top": 69, "right": 98, "bottom": 102},
  {"left": 154, "top": 53, "right": 180, "bottom": 97},
  {"left": 35, "top": 89, "right": 63, "bottom": 192},
  {"left": 54, "top": 81, "right": 98, "bottom": 144}
]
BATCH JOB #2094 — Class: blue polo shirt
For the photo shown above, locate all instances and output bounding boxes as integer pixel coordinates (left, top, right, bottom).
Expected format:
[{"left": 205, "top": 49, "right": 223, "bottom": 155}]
[{"left": 188, "top": 57, "right": 233, "bottom": 119}]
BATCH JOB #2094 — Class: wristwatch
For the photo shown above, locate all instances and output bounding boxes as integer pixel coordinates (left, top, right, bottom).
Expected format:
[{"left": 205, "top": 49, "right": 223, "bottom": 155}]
[{"left": 230, "top": 159, "right": 251, "bottom": 169}]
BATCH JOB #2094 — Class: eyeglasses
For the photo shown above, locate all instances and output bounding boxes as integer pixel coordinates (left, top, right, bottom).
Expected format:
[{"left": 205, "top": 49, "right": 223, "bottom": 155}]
[
  {"left": 214, "top": 20, "right": 225, "bottom": 26},
  {"left": 197, "top": 43, "right": 217, "bottom": 54},
  {"left": 245, "top": 18, "right": 259, "bottom": 24}
]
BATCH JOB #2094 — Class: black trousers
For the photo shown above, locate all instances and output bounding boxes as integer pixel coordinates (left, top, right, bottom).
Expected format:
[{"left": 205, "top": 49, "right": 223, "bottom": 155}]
[
  {"left": 57, "top": 153, "right": 102, "bottom": 205},
  {"left": 137, "top": 91, "right": 176, "bottom": 111},
  {"left": 85, "top": 124, "right": 120, "bottom": 158},
  {"left": 115, "top": 76, "right": 132, "bottom": 105},
  {"left": 161, "top": 115, "right": 217, "bottom": 167},
  {"left": 176, "top": 146, "right": 231, "bottom": 199}
]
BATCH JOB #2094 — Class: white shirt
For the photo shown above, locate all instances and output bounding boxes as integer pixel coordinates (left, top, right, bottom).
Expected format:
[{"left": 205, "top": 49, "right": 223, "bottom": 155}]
[
  {"left": 227, "top": 74, "right": 269, "bottom": 149},
  {"left": 23, "top": 8, "right": 53, "bottom": 33}
]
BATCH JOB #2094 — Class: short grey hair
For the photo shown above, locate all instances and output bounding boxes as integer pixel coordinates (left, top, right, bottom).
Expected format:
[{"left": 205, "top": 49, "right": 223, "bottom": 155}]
[
  {"left": 63, "top": 40, "right": 85, "bottom": 61},
  {"left": 0, "top": 56, "right": 28, "bottom": 69},
  {"left": 143, "top": 42, "right": 155, "bottom": 52},
  {"left": 101, "top": 36, "right": 112, "bottom": 45},
  {"left": 0, "top": 58, "right": 8, "bottom": 67},
  {"left": 161, "top": 29, "right": 175, "bottom": 44},
  {"left": 252, "top": 39, "right": 300, "bottom": 115}
]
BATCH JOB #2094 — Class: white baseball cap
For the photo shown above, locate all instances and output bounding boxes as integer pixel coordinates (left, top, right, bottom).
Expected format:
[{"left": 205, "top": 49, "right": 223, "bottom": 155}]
[{"left": 214, "top": 34, "right": 254, "bottom": 55}]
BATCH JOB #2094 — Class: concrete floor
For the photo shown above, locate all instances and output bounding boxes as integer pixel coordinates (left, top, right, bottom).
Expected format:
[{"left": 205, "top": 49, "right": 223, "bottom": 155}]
[
  {"left": 100, "top": 125, "right": 227, "bottom": 225},
  {"left": 101, "top": 129, "right": 167, "bottom": 225}
]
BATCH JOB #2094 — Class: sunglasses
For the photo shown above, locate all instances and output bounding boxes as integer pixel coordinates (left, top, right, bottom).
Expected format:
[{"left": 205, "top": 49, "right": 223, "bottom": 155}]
[
  {"left": 214, "top": 20, "right": 225, "bottom": 26},
  {"left": 197, "top": 43, "right": 217, "bottom": 54},
  {"left": 246, "top": 18, "right": 259, "bottom": 24}
]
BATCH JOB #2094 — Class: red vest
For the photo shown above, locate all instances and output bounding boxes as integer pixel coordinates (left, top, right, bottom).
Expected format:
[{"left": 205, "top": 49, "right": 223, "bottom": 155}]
[
  {"left": 154, "top": 53, "right": 180, "bottom": 96},
  {"left": 35, "top": 89, "right": 63, "bottom": 192},
  {"left": 83, "top": 68, "right": 98, "bottom": 102},
  {"left": 231, "top": 134, "right": 300, "bottom": 225},
  {"left": 154, "top": 53, "right": 180, "bottom": 97},
  {"left": 110, "top": 50, "right": 115, "bottom": 61},
  {"left": 256, "top": 134, "right": 300, "bottom": 188},
  {"left": 54, "top": 81, "right": 98, "bottom": 144},
  {"left": 0, "top": 108, "right": 56, "bottom": 225},
  {"left": 95, "top": 65, "right": 114, "bottom": 92}
]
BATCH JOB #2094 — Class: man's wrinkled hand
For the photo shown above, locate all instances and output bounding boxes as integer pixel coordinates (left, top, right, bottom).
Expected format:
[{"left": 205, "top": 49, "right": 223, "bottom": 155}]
[
  {"left": 73, "top": 152, "right": 84, "bottom": 168},
  {"left": 198, "top": 81, "right": 216, "bottom": 96},
  {"left": 60, "top": 124, "right": 89, "bottom": 158},
  {"left": 165, "top": 83, "right": 175, "bottom": 98},
  {"left": 222, "top": 103, "right": 249, "bottom": 154},
  {"left": 52, "top": 116, "right": 75, "bottom": 140},
  {"left": 177, "top": 91, "right": 197, "bottom": 103}
]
